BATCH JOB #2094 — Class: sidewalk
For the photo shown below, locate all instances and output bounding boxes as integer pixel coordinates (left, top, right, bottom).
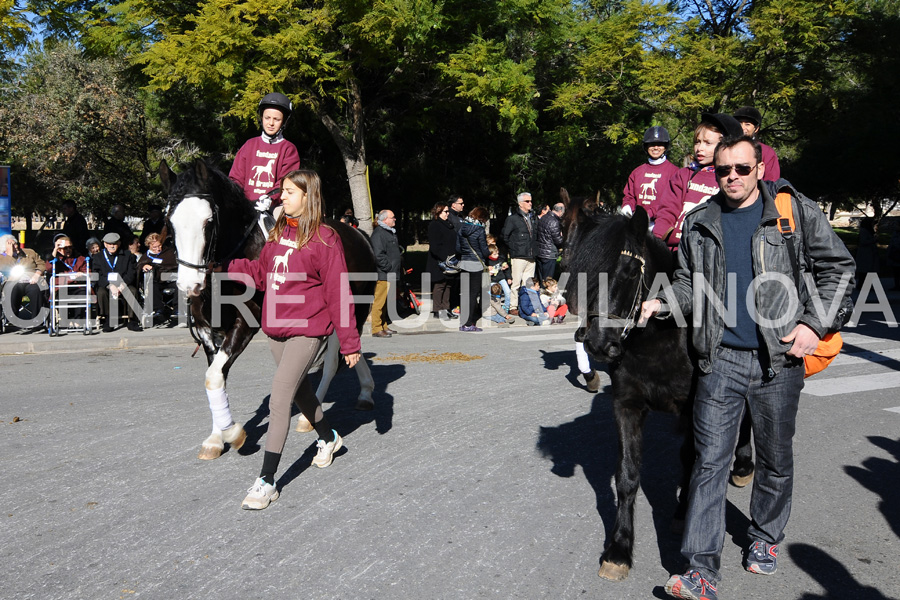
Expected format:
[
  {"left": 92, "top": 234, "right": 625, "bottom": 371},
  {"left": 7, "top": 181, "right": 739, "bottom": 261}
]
[{"left": 0, "top": 294, "right": 574, "bottom": 355}]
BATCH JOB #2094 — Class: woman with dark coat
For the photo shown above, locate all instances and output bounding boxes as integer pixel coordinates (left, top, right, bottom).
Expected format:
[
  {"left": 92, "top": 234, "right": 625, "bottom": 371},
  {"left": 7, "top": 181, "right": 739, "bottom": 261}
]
[
  {"left": 456, "top": 206, "right": 490, "bottom": 332},
  {"left": 426, "top": 202, "right": 458, "bottom": 320}
]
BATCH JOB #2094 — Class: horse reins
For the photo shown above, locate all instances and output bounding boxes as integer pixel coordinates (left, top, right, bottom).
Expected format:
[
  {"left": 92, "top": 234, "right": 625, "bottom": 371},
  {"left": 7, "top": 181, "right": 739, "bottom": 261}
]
[{"left": 587, "top": 249, "right": 647, "bottom": 341}]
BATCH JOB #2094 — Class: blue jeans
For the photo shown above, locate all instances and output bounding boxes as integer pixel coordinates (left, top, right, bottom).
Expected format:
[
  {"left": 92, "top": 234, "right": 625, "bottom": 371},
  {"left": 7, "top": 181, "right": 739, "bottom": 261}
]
[
  {"left": 521, "top": 312, "right": 547, "bottom": 326},
  {"left": 681, "top": 346, "right": 804, "bottom": 585},
  {"left": 498, "top": 279, "right": 511, "bottom": 310}
]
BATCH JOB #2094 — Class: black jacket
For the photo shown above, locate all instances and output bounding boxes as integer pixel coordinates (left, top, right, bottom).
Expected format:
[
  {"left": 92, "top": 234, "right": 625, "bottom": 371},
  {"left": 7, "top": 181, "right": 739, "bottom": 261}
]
[
  {"left": 536, "top": 212, "right": 563, "bottom": 259},
  {"left": 456, "top": 220, "right": 489, "bottom": 271},
  {"left": 501, "top": 209, "right": 537, "bottom": 259},
  {"left": 426, "top": 218, "right": 458, "bottom": 282},
  {"left": 94, "top": 249, "right": 137, "bottom": 288},
  {"left": 371, "top": 225, "right": 403, "bottom": 281}
]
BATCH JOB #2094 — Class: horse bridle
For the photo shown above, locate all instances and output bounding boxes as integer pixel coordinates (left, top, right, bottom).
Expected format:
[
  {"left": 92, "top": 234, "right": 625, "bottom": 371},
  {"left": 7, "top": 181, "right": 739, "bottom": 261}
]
[
  {"left": 172, "top": 194, "right": 220, "bottom": 273},
  {"left": 587, "top": 249, "right": 647, "bottom": 341}
]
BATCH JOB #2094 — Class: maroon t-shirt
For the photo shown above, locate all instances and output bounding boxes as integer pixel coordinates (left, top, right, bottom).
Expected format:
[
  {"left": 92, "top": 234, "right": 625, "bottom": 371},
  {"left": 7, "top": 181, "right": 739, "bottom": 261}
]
[
  {"left": 622, "top": 159, "right": 680, "bottom": 219},
  {"left": 228, "top": 135, "right": 301, "bottom": 204}
]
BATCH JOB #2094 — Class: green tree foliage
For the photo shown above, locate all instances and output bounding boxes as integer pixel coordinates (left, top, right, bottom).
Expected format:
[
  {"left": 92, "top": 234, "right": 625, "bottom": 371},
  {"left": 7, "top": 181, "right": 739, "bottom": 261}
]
[
  {"left": 0, "top": 41, "right": 165, "bottom": 217},
  {"left": 0, "top": 1, "right": 32, "bottom": 77}
]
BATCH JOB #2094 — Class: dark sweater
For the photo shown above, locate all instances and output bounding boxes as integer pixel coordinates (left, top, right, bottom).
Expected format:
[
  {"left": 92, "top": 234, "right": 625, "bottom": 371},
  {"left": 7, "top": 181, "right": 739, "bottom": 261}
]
[{"left": 721, "top": 199, "right": 764, "bottom": 349}]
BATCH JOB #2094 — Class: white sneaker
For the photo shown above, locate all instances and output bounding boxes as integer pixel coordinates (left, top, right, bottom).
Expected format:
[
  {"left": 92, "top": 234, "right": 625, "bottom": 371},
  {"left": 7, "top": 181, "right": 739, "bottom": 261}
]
[
  {"left": 241, "top": 477, "right": 279, "bottom": 510},
  {"left": 311, "top": 430, "right": 343, "bottom": 468}
]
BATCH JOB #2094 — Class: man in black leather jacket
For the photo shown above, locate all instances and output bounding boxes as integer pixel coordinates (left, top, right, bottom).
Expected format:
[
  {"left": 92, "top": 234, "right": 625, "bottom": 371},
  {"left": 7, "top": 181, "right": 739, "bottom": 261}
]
[{"left": 536, "top": 202, "right": 565, "bottom": 281}]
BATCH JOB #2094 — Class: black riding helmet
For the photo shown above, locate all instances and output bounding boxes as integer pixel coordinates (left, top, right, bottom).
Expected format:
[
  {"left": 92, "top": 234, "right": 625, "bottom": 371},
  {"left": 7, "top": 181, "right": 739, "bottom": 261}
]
[
  {"left": 642, "top": 126, "right": 670, "bottom": 146},
  {"left": 257, "top": 92, "right": 293, "bottom": 134}
]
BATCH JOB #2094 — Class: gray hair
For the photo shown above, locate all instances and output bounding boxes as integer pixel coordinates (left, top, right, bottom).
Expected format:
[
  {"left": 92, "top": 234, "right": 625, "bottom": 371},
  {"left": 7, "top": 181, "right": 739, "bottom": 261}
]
[
  {"left": 376, "top": 209, "right": 392, "bottom": 224},
  {"left": 517, "top": 192, "right": 532, "bottom": 203},
  {"left": 553, "top": 203, "right": 565, "bottom": 213},
  {"left": 0, "top": 233, "right": 17, "bottom": 247}
]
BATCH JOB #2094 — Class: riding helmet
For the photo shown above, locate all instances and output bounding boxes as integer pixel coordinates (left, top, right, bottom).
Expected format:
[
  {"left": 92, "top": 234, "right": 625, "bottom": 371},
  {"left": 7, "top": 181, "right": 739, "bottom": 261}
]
[
  {"left": 642, "top": 126, "right": 670, "bottom": 146},
  {"left": 733, "top": 106, "right": 762, "bottom": 128},
  {"left": 258, "top": 92, "right": 293, "bottom": 124}
]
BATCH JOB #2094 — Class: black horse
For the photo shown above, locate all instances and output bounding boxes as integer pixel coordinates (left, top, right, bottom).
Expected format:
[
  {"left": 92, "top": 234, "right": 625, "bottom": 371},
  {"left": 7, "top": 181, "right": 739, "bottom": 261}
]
[
  {"left": 563, "top": 202, "right": 756, "bottom": 582},
  {"left": 160, "top": 159, "right": 376, "bottom": 460}
]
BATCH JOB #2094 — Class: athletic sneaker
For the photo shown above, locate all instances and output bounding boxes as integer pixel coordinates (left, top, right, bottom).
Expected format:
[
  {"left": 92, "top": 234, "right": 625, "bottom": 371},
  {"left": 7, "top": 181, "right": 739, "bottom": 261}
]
[
  {"left": 312, "top": 430, "right": 343, "bottom": 468},
  {"left": 745, "top": 540, "right": 778, "bottom": 575},
  {"left": 458, "top": 325, "right": 482, "bottom": 332},
  {"left": 241, "top": 477, "right": 279, "bottom": 510},
  {"left": 664, "top": 570, "right": 718, "bottom": 600}
]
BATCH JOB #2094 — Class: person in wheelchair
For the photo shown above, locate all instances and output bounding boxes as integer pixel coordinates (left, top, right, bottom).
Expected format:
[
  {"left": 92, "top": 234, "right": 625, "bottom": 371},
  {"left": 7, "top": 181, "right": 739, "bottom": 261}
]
[
  {"left": 137, "top": 233, "right": 177, "bottom": 324},
  {"left": 46, "top": 235, "right": 90, "bottom": 329},
  {"left": 94, "top": 232, "right": 141, "bottom": 332},
  {"left": 0, "top": 234, "right": 48, "bottom": 332}
]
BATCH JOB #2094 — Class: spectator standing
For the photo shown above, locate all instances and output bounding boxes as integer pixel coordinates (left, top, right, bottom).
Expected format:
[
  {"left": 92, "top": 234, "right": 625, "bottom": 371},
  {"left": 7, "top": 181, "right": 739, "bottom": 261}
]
[
  {"left": 621, "top": 126, "right": 680, "bottom": 221},
  {"left": 94, "top": 232, "right": 141, "bottom": 332},
  {"left": 0, "top": 234, "right": 47, "bottom": 331},
  {"left": 653, "top": 113, "right": 743, "bottom": 251},
  {"left": 855, "top": 217, "right": 878, "bottom": 290},
  {"left": 536, "top": 202, "right": 565, "bottom": 281},
  {"left": 61, "top": 200, "right": 90, "bottom": 255},
  {"left": 139, "top": 204, "right": 168, "bottom": 249},
  {"left": 733, "top": 106, "right": 781, "bottom": 181},
  {"left": 371, "top": 209, "right": 402, "bottom": 338},
  {"left": 447, "top": 195, "right": 465, "bottom": 232},
  {"left": 229, "top": 93, "right": 301, "bottom": 209},
  {"left": 225, "top": 169, "right": 360, "bottom": 510},
  {"left": 425, "top": 202, "right": 458, "bottom": 320},
  {"left": 103, "top": 204, "right": 136, "bottom": 246},
  {"left": 502, "top": 192, "right": 537, "bottom": 315},
  {"left": 888, "top": 226, "right": 900, "bottom": 290},
  {"left": 456, "top": 206, "right": 490, "bottom": 332},
  {"left": 640, "top": 136, "right": 855, "bottom": 600}
]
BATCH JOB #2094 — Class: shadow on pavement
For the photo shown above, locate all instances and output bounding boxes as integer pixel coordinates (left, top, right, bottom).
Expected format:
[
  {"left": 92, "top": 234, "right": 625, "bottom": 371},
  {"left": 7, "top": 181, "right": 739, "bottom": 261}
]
[
  {"left": 788, "top": 543, "right": 899, "bottom": 600},
  {"left": 844, "top": 436, "right": 900, "bottom": 540}
]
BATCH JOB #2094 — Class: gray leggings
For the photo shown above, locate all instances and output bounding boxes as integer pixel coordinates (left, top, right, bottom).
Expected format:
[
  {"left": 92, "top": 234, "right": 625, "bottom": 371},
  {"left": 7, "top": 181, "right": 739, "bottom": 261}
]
[{"left": 265, "top": 335, "right": 326, "bottom": 455}]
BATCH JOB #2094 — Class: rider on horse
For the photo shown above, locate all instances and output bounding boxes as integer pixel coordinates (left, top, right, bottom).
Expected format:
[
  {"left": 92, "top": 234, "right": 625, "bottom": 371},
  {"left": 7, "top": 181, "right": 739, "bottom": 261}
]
[{"left": 228, "top": 92, "right": 301, "bottom": 211}]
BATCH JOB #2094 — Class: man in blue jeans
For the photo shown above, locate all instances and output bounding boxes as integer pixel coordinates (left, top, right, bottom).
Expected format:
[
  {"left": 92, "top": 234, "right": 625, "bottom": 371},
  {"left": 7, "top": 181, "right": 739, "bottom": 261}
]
[{"left": 639, "top": 136, "right": 854, "bottom": 599}]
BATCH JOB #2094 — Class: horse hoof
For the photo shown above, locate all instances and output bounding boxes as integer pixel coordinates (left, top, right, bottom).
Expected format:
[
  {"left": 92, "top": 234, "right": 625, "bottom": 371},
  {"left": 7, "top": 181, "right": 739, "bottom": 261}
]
[
  {"left": 198, "top": 444, "right": 223, "bottom": 460},
  {"left": 296, "top": 414, "right": 314, "bottom": 433},
  {"left": 731, "top": 471, "right": 754, "bottom": 487},
  {"left": 585, "top": 370, "right": 602, "bottom": 393},
  {"left": 355, "top": 398, "right": 375, "bottom": 411},
  {"left": 222, "top": 423, "right": 246, "bottom": 450},
  {"left": 598, "top": 561, "right": 630, "bottom": 581}
]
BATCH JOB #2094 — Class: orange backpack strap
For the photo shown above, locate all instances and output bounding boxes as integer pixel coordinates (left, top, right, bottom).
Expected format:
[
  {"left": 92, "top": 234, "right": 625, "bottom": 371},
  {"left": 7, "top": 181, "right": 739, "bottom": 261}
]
[{"left": 774, "top": 192, "right": 795, "bottom": 236}]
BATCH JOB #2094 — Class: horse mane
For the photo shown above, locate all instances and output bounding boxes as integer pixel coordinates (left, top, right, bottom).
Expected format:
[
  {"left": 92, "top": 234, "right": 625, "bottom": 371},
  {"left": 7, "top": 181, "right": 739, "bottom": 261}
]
[
  {"left": 564, "top": 207, "right": 673, "bottom": 315},
  {"left": 167, "top": 158, "right": 252, "bottom": 219}
]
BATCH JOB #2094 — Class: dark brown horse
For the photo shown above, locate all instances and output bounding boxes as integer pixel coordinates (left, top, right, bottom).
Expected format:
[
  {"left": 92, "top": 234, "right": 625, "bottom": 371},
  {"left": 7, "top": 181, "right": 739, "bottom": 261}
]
[{"left": 160, "top": 159, "right": 375, "bottom": 459}]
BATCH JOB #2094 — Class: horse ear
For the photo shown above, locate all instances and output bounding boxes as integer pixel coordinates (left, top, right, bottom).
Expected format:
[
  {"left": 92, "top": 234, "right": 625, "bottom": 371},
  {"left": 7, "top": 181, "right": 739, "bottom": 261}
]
[
  {"left": 159, "top": 160, "right": 175, "bottom": 195},
  {"left": 631, "top": 206, "right": 649, "bottom": 234},
  {"left": 559, "top": 187, "right": 570, "bottom": 207},
  {"left": 194, "top": 159, "right": 210, "bottom": 182}
]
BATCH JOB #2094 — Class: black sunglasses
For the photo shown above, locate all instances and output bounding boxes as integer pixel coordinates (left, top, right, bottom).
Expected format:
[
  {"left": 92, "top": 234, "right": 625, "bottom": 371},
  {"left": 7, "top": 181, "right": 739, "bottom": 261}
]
[{"left": 715, "top": 163, "right": 757, "bottom": 178}]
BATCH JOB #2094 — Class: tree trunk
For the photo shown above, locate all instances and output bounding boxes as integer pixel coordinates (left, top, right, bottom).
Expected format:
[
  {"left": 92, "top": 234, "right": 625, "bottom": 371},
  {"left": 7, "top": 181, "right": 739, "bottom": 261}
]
[{"left": 316, "top": 78, "right": 374, "bottom": 233}]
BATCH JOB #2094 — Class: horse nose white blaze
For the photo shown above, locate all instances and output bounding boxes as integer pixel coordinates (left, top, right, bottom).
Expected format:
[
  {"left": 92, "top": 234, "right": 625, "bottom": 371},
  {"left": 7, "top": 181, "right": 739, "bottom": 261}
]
[{"left": 170, "top": 196, "right": 213, "bottom": 294}]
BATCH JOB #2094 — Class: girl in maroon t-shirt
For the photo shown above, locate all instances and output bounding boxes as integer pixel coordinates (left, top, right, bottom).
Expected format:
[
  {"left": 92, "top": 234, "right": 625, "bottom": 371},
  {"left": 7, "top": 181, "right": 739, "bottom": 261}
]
[{"left": 227, "top": 169, "right": 360, "bottom": 510}]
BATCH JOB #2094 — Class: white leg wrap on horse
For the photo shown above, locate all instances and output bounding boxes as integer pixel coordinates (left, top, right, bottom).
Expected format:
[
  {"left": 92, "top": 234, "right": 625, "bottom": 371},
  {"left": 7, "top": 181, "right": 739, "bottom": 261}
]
[
  {"left": 207, "top": 387, "right": 234, "bottom": 431},
  {"left": 575, "top": 342, "right": 591, "bottom": 374}
]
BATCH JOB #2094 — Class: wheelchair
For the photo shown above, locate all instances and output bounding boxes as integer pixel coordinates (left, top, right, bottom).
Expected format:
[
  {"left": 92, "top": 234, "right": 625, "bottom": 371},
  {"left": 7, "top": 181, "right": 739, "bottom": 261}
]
[
  {"left": 0, "top": 270, "right": 50, "bottom": 334},
  {"left": 47, "top": 257, "right": 94, "bottom": 336},
  {"left": 140, "top": 270, "right": 179, "bottom": 328}
]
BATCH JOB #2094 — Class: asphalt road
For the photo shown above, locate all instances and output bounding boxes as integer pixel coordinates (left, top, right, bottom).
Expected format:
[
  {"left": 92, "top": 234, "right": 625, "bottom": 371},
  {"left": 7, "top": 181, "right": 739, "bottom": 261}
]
[{"left": 2, "top": 291, "right": 899, "bottom": 599}]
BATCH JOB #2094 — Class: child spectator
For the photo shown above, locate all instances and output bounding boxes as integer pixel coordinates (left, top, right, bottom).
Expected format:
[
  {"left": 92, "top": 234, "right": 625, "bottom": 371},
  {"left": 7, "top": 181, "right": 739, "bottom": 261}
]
[
  {"left": 540, "top": 277, "right": 568, "bottom": 324},
  {"left": 486, "top": 283, "right": 516, "bottom": 325},
  {"left": 487, "top": 243, "right": 512, "bottom": 311},
  {"left": 518, "top": 276, "right": 549, "bottom": 326}
]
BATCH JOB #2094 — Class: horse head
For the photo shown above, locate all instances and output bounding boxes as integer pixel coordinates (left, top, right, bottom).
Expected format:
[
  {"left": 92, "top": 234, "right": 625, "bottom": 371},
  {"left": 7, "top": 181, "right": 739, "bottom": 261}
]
[
  {"left": 567, "top": 206, "right": 669, "bottom": 362},
  {"left": 161, "top": 159, "right": 257, "bottom": 297}
]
